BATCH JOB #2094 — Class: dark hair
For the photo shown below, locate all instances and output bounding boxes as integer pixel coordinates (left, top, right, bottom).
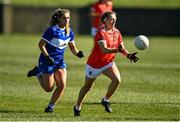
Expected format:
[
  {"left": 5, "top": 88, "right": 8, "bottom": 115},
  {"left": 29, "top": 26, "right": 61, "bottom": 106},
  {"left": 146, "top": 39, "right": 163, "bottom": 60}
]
[
  {"left": 100, "top": 11, "right": 116, "bottom": 23},
  {"left": 49, "top": 8, "right": 70, "bottom": 35}
]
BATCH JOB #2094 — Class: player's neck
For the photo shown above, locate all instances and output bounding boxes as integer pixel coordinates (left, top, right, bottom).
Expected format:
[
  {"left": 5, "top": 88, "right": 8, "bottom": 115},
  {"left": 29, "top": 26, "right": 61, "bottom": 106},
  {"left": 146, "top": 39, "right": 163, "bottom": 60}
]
[
  {"left": 57, "top": 24, "right": 65, "bottom": 30},
  {"left": 105, "top": 25, "right": 113, "bottom": 33}
]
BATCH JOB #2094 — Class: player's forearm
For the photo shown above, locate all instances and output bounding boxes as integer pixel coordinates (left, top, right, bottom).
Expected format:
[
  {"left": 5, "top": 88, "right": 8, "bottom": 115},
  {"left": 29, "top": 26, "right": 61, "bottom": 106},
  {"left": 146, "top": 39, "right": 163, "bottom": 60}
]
[
  {"left": 69, "top": 42, "right": 79, "bottom": 56},
  {"left": 71, "top": 47, "right": 79, "bottom": 56},
  {"left": 38, "top": 40, "right": 49, "bottom": 56},
  {"left": 101, "top": 47, "right": 118, "bottom": 54},
  {"left": 121, "top": 48, "right": 129, "bottom": 56},
  {"left": 39, "top": 45, "right": 49, "bottom": 56}
]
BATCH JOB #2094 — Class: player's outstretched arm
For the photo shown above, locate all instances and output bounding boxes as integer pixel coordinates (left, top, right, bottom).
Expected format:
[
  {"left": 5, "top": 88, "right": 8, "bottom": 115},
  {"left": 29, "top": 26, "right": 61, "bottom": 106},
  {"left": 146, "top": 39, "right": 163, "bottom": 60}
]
[{"left": 118, "top": 44, "right": 139, "bottom": 63}]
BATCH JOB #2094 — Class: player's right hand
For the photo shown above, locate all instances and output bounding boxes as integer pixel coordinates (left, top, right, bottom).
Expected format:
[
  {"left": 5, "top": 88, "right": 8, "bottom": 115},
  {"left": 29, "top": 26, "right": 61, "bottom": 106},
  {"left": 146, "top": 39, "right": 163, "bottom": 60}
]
[
  {"left": 45, "top": 56, "right": 55, "bottom": 65},
  {"left": 127, "top": 52, "right": 139, "bottom": 63}
]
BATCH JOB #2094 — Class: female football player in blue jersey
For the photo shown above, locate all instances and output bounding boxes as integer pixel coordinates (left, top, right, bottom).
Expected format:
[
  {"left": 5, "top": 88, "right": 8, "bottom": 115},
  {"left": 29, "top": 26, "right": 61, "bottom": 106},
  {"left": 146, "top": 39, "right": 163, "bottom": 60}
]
[{"left": 27, "top": 8, "right": 84, "bottom": 113}]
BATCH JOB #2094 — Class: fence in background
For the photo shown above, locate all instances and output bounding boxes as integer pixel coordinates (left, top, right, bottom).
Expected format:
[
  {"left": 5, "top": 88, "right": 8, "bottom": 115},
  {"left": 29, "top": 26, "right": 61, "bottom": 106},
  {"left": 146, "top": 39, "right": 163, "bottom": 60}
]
[{"left": 0, "top": 4, "right": 180, "bottom": 36}]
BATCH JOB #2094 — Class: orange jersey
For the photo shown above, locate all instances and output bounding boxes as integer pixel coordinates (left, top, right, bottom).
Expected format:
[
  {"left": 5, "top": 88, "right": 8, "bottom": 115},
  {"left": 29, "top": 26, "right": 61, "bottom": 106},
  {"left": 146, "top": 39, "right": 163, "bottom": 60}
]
[
  {"left": 90, "top": 2, "right": 113, "bottom": 28},
  {"left": 87, "top": 27, "right": 123, "bottom": 68}
]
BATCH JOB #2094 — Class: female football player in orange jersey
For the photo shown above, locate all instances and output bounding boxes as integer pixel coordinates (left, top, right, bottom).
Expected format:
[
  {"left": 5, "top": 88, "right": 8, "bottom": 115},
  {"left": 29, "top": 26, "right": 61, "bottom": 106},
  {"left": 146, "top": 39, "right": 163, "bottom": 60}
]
[{"left": 73, "top": 11, "right": 139, "bottom": 116}]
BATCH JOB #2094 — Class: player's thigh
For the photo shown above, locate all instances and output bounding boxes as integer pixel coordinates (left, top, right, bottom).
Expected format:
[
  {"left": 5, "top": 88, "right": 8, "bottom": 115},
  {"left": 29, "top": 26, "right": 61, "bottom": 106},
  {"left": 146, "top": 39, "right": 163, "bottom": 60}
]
[
  {"left": 102, "top": 63, "right": 121, "bottom": 83},
  {"left": 54, "top": 68, "right": 67, "bottom": 88},
  {"left": 83, "top": 76, "right": 96, "bottom": 88},
  {"left": 42, "top": 73, "right": 55, "bottom": 89}
]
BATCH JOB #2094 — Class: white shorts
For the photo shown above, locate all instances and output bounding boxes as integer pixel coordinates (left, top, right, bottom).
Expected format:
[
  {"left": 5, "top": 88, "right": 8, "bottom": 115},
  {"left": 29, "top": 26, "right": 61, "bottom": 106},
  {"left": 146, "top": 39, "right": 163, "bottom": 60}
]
[
  {"left": 91, "top": 27, "right": 97, "bottom": 36},
  {"left": 86, "top": 62, "right": 114, "bottom": 78}
]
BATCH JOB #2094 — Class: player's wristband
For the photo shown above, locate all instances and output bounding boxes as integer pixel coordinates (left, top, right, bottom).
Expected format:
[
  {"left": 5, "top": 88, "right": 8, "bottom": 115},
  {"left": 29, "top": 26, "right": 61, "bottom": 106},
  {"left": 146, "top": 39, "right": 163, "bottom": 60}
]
[{"left": 127, "top": 54, "right": 131, "bottom": 59}]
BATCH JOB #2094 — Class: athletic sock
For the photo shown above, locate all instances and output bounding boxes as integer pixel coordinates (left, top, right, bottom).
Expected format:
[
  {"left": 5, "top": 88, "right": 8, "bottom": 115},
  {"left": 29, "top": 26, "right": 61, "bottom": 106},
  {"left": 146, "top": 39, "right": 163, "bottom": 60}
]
[
  {"left": 103, "top": 97, "right": 109, "bottom": 102},
  {"left": 75, "top": 105, "right": 81, "bottom": 111},
  {"left": 48, "top": 102, "right": 55, "bottom": 109}
]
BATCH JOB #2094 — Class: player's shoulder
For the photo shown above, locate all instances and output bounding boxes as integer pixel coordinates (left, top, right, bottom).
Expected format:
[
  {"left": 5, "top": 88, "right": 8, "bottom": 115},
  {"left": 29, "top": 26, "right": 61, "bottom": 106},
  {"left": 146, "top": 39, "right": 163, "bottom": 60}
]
[
  {"left": 43, "top": 25, "right": 54, "bottom": 34},
  {"left": 114, "top": 27, "right": 120, "bottom": 32},
  {"left": 114, "top": 27, "right": 122, "bottom": 35},
  {"left": 69, "top": 28, "right": 74, "bottom": 34},
  {"left": 47, "top": 24, "right": 58, "bottom": 32}
]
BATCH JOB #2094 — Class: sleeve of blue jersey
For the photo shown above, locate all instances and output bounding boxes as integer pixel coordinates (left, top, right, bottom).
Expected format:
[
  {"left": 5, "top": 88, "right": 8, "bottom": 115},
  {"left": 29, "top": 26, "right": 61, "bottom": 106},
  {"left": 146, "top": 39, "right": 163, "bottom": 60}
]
[
  {"left": 41, "top": 27, "right": 54, "bottom": 42},
  {"left": 70, "top": 29, "right": 75, "bottom": 42}
]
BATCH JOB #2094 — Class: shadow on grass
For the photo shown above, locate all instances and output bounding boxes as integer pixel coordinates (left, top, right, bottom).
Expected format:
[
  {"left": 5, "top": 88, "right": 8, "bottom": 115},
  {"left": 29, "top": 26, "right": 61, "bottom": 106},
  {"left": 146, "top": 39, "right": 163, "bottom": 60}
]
[
  {"left": 84, "top": 101, "right": 180, "bottom": 105},
  {"left": 83, "top": 102, "right": 180, "bottom": 121},
  {"left": 0, "top": 109, "right": 38, "bottom": 114},
  {"left": 0, "top": 109, "right": 59, "bottom": 119},
  {"left": 0, "top": 109, "right": 57, "bottom": 116}
]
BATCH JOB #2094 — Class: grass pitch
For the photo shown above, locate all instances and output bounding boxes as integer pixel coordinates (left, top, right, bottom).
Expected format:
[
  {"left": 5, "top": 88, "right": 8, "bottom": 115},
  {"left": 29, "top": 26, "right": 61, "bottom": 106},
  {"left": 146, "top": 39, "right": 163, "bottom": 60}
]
[{"left": 0, "top": 34, "right": 179, "bottom": 121}]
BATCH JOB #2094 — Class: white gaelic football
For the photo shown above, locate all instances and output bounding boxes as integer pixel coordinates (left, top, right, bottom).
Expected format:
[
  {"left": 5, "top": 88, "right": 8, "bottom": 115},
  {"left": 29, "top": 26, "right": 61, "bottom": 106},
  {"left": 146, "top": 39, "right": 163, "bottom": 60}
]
[{"left": 134, "top": 35, "right": 149, "bottom": 50}]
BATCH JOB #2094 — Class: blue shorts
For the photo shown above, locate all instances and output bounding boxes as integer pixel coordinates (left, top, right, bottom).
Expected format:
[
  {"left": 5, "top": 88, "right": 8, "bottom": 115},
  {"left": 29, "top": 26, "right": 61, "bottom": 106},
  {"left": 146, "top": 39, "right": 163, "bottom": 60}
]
[{"left": 38, "top": 54, "right": 67, "bottom": 74}]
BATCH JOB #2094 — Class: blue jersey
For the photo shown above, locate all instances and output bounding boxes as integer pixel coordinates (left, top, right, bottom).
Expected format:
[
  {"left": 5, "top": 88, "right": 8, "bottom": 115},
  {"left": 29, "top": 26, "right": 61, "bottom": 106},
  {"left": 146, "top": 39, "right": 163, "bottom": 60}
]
[
  {"left": 42, "top": 24, "right": 74, "bottom": 57},
  {"left": 38, "top": 24, "right": 75, "bottom": 74}
]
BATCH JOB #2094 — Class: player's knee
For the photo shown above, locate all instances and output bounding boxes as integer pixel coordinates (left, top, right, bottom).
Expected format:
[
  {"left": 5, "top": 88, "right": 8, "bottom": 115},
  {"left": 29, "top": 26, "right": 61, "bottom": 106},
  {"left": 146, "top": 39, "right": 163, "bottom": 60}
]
[
  {"left": 44, "top": 85, "right": 54, "bottom": 92},
  {"left": 57, "top": 83, "right": 66, "bottom": 91},
  {"left": 45, "top": 88, "right": 53, "bottom": 92},
  {"left": 112, "top": 78, "right": 121, "bottom": 85}
]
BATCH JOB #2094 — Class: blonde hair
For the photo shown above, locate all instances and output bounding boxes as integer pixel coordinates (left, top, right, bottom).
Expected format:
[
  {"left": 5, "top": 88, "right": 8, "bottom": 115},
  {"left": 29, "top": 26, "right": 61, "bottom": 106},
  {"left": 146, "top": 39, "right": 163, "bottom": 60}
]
[{"left": 49, "top": 8, "right": 70, "bottom": 36}]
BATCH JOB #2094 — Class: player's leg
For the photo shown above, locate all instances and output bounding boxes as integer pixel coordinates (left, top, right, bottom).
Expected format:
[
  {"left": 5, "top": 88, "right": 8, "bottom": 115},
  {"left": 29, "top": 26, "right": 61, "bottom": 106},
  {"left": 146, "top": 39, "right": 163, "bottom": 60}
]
[
  {"left": 38, "top": 73, "right": 54, "bottom": 92},
  {"left": 38, "top": 73, "right": 55, "bottom": 113},
  {"left": 27, "top": 66, "right": 55, "bottom": 92},
  {"left": 101, "top": 63, "right": 121, "bottom": 112},
  {"left": 51, "top": 68, "right": 67, "bottom": 104},
  {"left": 103, "top": 63, "right": 121, "bottom": 99},
  {"left": 77, "top": 76, "right": 96, "bottom": 106},
  {"left": 74, "top": 76, "right": 96, "bottom": 116},
  {"left": 44, "top": 68, "right": 67, "bottom": 113}
]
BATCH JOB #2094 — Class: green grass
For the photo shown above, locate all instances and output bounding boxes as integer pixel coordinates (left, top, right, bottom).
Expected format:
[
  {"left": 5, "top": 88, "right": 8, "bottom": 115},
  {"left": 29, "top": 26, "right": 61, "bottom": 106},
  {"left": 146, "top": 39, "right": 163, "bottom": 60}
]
[
  {"left": 0, "top": 34, "right": 180, "bottom": 121},
  {"left": 1, "top": 0, "right": 180, "bottom": 8}
]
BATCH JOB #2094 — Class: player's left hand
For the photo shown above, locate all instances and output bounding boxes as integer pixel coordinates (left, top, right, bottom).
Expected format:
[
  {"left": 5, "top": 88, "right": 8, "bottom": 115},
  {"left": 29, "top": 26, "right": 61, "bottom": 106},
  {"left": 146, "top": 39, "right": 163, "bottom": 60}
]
[
  {"left": 127, "top": 52, "right": 139, "bottom": 63},
  {"left": 77, "top": 51, "right": 84, "bottom": 58}
]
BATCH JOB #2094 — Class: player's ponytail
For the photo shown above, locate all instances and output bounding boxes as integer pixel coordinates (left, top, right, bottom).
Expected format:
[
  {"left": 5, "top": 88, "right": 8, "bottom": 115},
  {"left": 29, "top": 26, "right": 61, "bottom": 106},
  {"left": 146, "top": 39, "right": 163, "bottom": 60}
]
[{"left": 65, "top": 22, "right": 70, "bottom": 36}]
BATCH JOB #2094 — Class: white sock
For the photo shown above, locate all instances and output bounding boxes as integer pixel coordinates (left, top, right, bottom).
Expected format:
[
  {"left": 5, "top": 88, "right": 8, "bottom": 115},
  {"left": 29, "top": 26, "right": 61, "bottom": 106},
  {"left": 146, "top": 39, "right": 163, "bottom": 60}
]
[
  {"left": 103, "top": 97, "right": 109, "bottom": 102},
  {"left": 75, "top": 105, "right": 81, "bottom": 111},
  {"left": 48, "top": 102, "right": 55, "bottom": 109}
]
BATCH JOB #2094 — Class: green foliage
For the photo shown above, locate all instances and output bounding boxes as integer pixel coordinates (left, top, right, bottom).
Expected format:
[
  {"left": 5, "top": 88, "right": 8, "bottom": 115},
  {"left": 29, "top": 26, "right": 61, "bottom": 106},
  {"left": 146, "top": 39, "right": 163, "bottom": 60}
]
[
  {"left": 0, "top": 34, "right": 180, "bottom": 121},
  {"left": 1, "top": 0, "right": 180, "bottom": 8}
]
